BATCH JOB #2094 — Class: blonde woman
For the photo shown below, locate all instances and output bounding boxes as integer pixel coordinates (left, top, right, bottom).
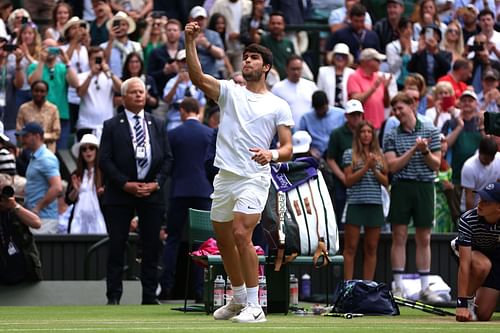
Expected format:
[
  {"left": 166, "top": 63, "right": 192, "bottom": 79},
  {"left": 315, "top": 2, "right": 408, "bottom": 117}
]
[
  {"left": 425, "top": 81, "right": 456, "bottom": 130},
  {"left": 411, "top": 0, "right": 447, "bottom": 41},
  {"left": 342, "top": 120, "right": 389, "bottom": 280},
  {"left": 442, "top": 20, "right": 464, "bottom": 62}
]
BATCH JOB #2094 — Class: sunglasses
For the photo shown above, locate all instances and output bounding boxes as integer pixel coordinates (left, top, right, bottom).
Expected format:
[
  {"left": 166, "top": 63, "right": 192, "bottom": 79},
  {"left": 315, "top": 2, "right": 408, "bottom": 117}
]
[
  {"left": 81, "top": 145, "right": 97, "bottom": 152},
  {"left": 334, "top": 54, "right": 348, "bottom": 61},
  {"left": 447, "top": 29, "right": 459, "bottom": 34}
]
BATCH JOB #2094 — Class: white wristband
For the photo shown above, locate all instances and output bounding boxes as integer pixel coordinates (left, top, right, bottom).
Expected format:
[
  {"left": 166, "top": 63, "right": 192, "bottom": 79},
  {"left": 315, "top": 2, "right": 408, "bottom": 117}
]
[{"left": 270, "top": 149, "right": 279, "bottom": 162}]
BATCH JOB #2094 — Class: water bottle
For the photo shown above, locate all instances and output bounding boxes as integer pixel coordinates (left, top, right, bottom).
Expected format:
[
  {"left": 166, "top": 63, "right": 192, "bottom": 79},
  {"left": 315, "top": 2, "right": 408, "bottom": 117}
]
[
  {"left": 258, "top": 275, "right": 268, "bottom": 314},
  {"left": 289, "top": 274, "right": 299, "bottom": 308},
  {"left": 213, "top": 275, "right": 225, "bottom": 310},
  {"left": 225, "top": 277, "right": 233, "bottom": 305},
  {"left": 300, "top": 273, "right": 311, "bottom": 300}
]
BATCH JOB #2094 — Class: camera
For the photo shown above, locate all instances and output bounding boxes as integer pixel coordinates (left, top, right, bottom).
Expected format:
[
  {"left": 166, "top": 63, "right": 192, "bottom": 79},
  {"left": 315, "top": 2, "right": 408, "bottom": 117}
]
[
  {"left": 21, "top": 17, "right": 28, "bottom": 24},
  {"left": 470, "top": 42, "right": 485, "bottom": 52},
  {"left": 47, "top": 47, "right": 60, "bottom": 56},
  {"left": 151, "top": 11, "right": 166, "bottom": 18},
  {"left": 1, "top": 185, "right": 14, "bottom": 198},
  {"left": 2, "top": 44, "right": 17, "bottom": 52},
  {"left": 95, "top": 57, "right": 103, "bottom": 65}
]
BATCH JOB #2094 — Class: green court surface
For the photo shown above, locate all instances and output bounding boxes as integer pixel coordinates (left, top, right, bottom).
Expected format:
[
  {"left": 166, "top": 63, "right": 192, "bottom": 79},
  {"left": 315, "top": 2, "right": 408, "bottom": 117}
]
[{"left": 0, "top": 304, "right": 498, "bottom": 333}]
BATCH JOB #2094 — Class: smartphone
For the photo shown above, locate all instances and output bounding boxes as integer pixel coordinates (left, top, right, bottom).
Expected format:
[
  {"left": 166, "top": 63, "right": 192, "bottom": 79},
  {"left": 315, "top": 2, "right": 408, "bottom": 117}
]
[
  {"left": 47, "top": 47, "right": 60, "bottom": 56},
  {"left": 21, "top": 17, "right": 28, "bottom": 24},
  {"left": 2, "top": 44, "right": 17, "bottom": 52},
  {"left": 151, "top": 10, "right": 166, "bottom": 18},
  {"left": 113, "top": 20, "right": 120, "bottom": 28},
  {"left": 95, "top": 57, "right": 103, "bottom": 65},
  {"left": 425, "top": 27, "right": 434, "bottom": 42},
  {"left": 441, "top": 95, "right": 456, "bottom": 111}
]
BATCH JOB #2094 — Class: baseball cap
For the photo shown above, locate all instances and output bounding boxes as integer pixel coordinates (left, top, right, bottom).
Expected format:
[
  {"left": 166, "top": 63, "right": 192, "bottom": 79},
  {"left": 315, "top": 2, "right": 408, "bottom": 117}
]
[
  {"left": 359, "top": 48, "right": 386, "bottom": 62},
  {"left": 176, "top": 49, "right": 186, "bottom": 61},
  {"left": 475, "top": 182, "right": 500, "bottom": 203},
  {"left": 292, "top": 131, "right": 312, "bottom": 154},
  {"left": 15, "top": 122, "right": 44, "bottom": 136},
  {"left": 345, "top": 99, "right": 364, "bottom": 114},
  {"left": 483, "top": 68, "right": 499, "bottom": 81},
  {"left": 460, "top": 90, "right": 478, "bottom": 101},
  {"left": 190, "top": 6, "right": 207, "bottom": 19}
]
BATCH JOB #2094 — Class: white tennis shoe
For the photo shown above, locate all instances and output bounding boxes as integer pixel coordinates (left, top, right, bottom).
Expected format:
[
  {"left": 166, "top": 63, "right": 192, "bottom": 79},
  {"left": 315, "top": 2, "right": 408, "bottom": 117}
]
[
  {"left": 213, "top": 300, "right": 245, "bottom": 320},
  {"left": 231, "top": 303, "right": 267, "bottom": 323}
]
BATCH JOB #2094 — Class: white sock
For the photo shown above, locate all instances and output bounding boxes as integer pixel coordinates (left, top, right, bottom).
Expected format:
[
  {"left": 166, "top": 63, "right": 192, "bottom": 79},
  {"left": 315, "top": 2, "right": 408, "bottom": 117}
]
[
  {"left": 232, "top": 284, "right": 246, "bottom": 304},
  {"left": 418, "top": 270, "right": 430, "bottom": 290},
  {"left": 246, "top": 286, "right": 259, "bottom": 306},
  {"left": 393, "top": 269, "right": 404, "bottom": 289}
]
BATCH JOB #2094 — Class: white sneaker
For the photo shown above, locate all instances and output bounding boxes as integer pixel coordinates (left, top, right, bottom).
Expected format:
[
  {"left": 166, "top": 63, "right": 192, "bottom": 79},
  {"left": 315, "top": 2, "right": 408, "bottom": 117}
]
[
  {"left": 392, "top": 286, "right": 406, "bottom": 299},
  {"left": 231, "top": 303, "right": 267, "bottom": 323},
  {"left": 213, "top": 300, "right": 245, "bottom": 320},
  {"left": 419, "top": 285, "right": 444, "bottom": 304},
  {"left": 467, "top": 298, "right": 478, "bottom": 321}
]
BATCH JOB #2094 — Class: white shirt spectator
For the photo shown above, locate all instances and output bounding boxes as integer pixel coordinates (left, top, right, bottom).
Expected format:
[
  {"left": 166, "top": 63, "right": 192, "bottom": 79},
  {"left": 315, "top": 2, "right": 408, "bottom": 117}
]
[
  {"left": 461, "top": 152, "right": 500, "bottom": 210},
  {"left": 271, "top": 78, "right": 318, "bottom": 126},
  {"left": 328, "top": 7, "right": 372, "bottom": 28},
  {"left": 61, "top": 44, "right": 90, "bottom": 105},
  {"left": 99, "top": 40, "right": 142, "bottom": 77},
  {"left": 316, "top": 65, "right": 355, "bottom": 109},
  {"left": 467, "top": 30, "right": 500, "bottom": 62}
]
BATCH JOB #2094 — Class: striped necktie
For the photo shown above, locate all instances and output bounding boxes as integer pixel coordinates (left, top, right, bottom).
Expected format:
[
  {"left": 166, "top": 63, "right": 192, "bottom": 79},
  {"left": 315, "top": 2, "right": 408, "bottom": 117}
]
[{"left": 133, "top": 115, "right": 148, "bottom": 169}]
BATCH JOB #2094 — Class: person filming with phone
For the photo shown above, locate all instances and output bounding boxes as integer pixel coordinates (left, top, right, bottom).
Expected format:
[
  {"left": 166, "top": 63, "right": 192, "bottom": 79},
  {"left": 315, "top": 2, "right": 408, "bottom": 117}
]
[{"left": 76, "top": 46, "right": 122, "bottom": 142}]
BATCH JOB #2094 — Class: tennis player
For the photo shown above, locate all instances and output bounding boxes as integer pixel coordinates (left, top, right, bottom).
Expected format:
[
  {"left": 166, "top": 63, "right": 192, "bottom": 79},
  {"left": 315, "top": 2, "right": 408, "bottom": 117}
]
[{"left": 185, "top": 22, "right": 293, "bottom": 323}]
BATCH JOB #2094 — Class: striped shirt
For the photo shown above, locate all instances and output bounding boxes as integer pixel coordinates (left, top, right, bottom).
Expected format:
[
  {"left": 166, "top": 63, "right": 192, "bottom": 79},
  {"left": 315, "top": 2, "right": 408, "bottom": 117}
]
[
  {"left": 342, "top": 149, "right": 383, "bottom": 205},
  {"left": 0, "top": 149, "right": 16, "bottom": 175},
  {"left": 458, "top": 208, "right": 500, "bottom": 253},
  {"left": 383, "top": 119, "right": 440, "bottom": 183}
]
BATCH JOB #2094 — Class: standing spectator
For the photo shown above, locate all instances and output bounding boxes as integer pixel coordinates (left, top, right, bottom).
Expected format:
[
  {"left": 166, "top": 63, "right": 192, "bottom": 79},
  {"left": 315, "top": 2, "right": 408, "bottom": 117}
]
[
  {"left": 326, "top": 99, "right": 364, "bottom": 226},
  {"left": 408, "top": 24, "right": 452, "bottom": 88},
  {"left": 478, "top": 68, "right": 500, "bottom": 113},
  {"left": 259, "top": 11, "right": 295, "bottom": 80},
  {"left": 298, "top": 90, "right": 345, "bottom": 159},
  {"left": 316, "top": 43, "right": 355, "bottom": 109},
  {"left": 17, "top": 122, "right": 62, "bottom": 234},
  {"left": 208, "top": 13, "right": 234, "bottom": 78},
  {"left": 44, "top": 2, "right": 72, "bottom": 42},
  {"left": 76, "top": 46, "right": 122, "bottom": 141},
  {"left": 7, "top": 9, "right": 31, "bottom": 43},
  {"left": 66, "top": 134, "right": 106, "bottom": 234},
  {"left": 442, "top": 21, "right": 465, "bottom": 63},
  {"left": 110, "top": 0, "right": 153, "bottom": 23},
  {"left": 469, "top": 33, "right": 500, "bottom": 94},
  {"left": 16, "top": 80, "right": 60, "bottom": 153},
  {"left": 115, "top": 52, "right": 158, "bottom": 114},
  {"left": 374, "top": 0, "right": 405, "bottom": 52},
  {"left": 101, "top": 11, "right": 143, "bottom": 78},
  {"left": 325, "top": 4, "right": 380, "bottom": 63},
  {"left": 425, "top": 81, "right": 457, "bottom": 131},
  {"left": 383, "top": 93, "right": 442, "bottom": 301},
  {"left": 240, "top": 0, "right": 268, "bottom": 46},
  {"left": 163, "top": 50, "right": 206, "bottom": 130},
  {"left": 89, "top": 0, "right": 113, "bottom": 47},
  {"left": 412, "top": 0, "right": 447, "bottom": 41},
  {"left": 328, "top": 0, "right": 372, "bottom": 33},
  {"left": 181, "top": 6, "right": 225, "bottom": 78},
  {"left": 386, "top": 17, "right": 418, "bottom": 89},
  {"left": 347, "top": 48, "right": 391, "bottom": 130},
  {"left": 27, "top": 46, "right": 79, "bottom": 150},
  {"left": 456, "top": 5, "right": 480, "bottom": 46},
  {"left": 442, "top": 90, "right": 485, "bottom": 222},
  {"left": 209, "top": 0, "right": 252, "bottom": 73},
  {"left": 466, "top": 9, "right": 500, "bottom": 62},
  {"left": 342, "top": 120, "right": 388, "bottom": 280},
  {"left": 438, "top": 58, "right": 472, "bottom": 99},
  {"left": 159, "top": 97, "right": 213, "bottom": 301},
  {"left": 147, "top": 19, "right": 182, "bottom": 95},
  {"left": 99, "top": 77, "right": 173, "bottom": 305},
  {"left": 271, "top": 55, "right": 318, "bottom": 126},
  {"left": 140, "top": 13, "right": 167, "bottom": 70},
  {"left": 461, "top": 137, "right": 500, "bottom": 211}
]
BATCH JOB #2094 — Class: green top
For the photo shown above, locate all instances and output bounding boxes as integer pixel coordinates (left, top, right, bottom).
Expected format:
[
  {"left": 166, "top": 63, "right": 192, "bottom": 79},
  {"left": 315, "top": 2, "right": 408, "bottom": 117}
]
[
  {"left": 327, "top": 124, "right": 353, "bottom": 185},
  {"left": 141, "top": 41, "right": 164, "bottom": 71},
  {"left": 27, "top": 63, "right": 69, "bottom": 120},
  {"left": 259, "top": 34, "right": 295, "bottom": 80}
]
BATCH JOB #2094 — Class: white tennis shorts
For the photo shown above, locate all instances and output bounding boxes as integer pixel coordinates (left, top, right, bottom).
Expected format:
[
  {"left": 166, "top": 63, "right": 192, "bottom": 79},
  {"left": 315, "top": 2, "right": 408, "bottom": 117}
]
[{"left": 210, "top": 169, "right": 271, "bottom": 222}]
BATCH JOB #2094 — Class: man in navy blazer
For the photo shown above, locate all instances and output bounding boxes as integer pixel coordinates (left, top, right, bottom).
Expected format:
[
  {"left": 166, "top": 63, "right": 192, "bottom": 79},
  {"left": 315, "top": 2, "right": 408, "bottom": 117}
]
[
  {"left": 99, "top": 77, "right": 173, "bottom": 305},
  {"left": 159, "top": 97, "right": 213, "bottom": 301}
]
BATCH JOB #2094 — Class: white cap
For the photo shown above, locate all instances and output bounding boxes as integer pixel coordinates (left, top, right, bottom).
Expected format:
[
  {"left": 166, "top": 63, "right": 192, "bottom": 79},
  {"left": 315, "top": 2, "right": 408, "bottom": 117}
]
[
  {"left": 345, "top": 99, "right": 364, "bottom": 114},
  {"left": 190, "top": 6, "right": 207, "bottom": 18},
  {"left": 460, "top": 90, "right": 478, "bottom": 101},
  {"left": 292, "top": 131, "right": 312, "bottom": 154},
  {"left": 71, "top": 134, "right": 99, "bottom": 158},
  {"left": 359, "top": 48, "right": 386, "bottom": 62},
  {"left": 333, "top": 43, "right": 350, "bottom": 55}
]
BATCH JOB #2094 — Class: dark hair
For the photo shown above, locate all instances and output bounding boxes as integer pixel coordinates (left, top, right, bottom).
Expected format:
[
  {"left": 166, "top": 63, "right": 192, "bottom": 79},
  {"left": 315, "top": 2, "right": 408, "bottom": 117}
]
[
  {"left": 312, "top": 90, "right": 328, "bottom": 109},
  {"left": 75, "top": 147, "right": 103, "bottom": 191},
  {"left": 479, "top": 137, "right": 498, "bottom": 156},
  {"left": 31, "top": 79, "right": 49, "bottom": 92},
  {"left": 208, "top": 13, "right": 226, "bottom": 48},
  {"left": 452, "top": 58, "right": 470, "bottom": 71},
  {"left": 122, "top": 52, "right": 144, "bottom": 80},
  {"left": 350, "top": 3, "right": 367, "bottom": 17},
  {"left": 88, "top": 46, "right": 104, "bottom": 58},
  {"left": 269, "top": 10, "right": 285, "bottom": 21},
  {"left": 286, "top": 54, "right": 302, "bottom": 67},
  {"left": 478, "top": 8, "right": 495, "bottom": 20},
  {"left": 179, "top": 97, "right": 200, "bottom": 114},
  {"left": 397, "top": 16, "right": 411, "bottom": 31},
  {"left": 243, "top": 43, "right": 273, "bottom": 71}
]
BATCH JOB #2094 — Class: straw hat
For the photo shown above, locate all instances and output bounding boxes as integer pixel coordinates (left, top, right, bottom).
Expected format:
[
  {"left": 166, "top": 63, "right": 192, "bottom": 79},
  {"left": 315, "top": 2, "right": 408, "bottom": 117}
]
[
  {"left": 61, "top": 16, "right": 89, "bottom": 38},
  {"left": 106, "top": 11, "right": 136, "bottom": 34}
]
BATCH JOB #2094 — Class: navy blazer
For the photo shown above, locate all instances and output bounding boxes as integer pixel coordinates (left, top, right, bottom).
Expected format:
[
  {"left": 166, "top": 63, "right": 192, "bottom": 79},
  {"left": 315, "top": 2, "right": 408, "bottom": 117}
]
[
  {"left": 408, "top": 50, "right": 452, "bottom": 87},
  {"left": 326, "top": 26, "right": 381, "bottom": 62},
  {"left": 168, "top": 119, "right": 214, "bottom": 198},
  {"left": 99, "top": 112, "right": 173, "bottom": 205}
]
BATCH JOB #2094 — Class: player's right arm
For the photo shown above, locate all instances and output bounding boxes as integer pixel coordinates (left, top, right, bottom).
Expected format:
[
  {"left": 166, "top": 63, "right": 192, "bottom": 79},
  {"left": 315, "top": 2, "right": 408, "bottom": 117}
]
[
  {"left": 456, "top": 244, "right": 473, "bottom": 321},
  {"left": 185, "top": 22, "right": 220, "bottom": 102}
]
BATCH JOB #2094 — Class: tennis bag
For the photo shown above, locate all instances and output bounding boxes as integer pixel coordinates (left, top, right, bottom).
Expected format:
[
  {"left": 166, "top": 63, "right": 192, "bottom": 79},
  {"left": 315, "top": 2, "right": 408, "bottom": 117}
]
[
  {"left": 261, "top": 157, "right": 339, "bottom": 271},
  {"left": 332, "top": 280, "right": 400, "bottom": 316}
]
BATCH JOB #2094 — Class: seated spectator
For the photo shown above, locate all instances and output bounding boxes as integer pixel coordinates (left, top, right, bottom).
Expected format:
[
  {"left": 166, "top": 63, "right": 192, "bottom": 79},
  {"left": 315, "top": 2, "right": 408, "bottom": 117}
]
[
  {"left": 466, "top": 9, "right": 500, "bottom": 63},
  {"left": 328, "top": 0, "right": 372, "bottom": 33},
  {"left": 140, "top": 12, "right": 167, "bottom": 70},
  {"left": 110, "top": 0, "right": 152, "bottom": 23},
  {"left": 44, "top": 2, "right": 72, "bottom": 42},
  {"left": 89, "top": 0, "right": 113, "bottom": 46},
  {"left": 16, "top": 80, "right": 60, "bottom": 153},
  {"left": 66, "top": 134, "right": 106, "bottom": 234},
  {"left": 469, "top": 33, "right": 500, "bottom": 93},
  {"left": 441, "top": 20, "right": 465, "bottom": 63},
  {"left": 425, "top": 81, "right": 457, "bottom": 131},
  {"left": 437, "top": 58, "right": 472, "bottom": 98},
  {"left": 456, "top": 5, "right": 479, "bottom": 46},
  {"left": 0, "top": 173, "right": 42, "bottom": 285},
  {"left": 411, "top": 0, "right": 447, "bottom": 41},
  {"left": 239, "top": 0, "right": 268, "bottom": 46},
  {"left": 478, "top": 68, "right": 500, "bottom": 113},
  {"left": 316, "top": 43, "right": 354, "bottom": 109},
  {"left": 408, "top": 24, "right": 452, "bottom": 88},
  {"left": 115, "top": 52, "right": 158, "bottom": 113},
  {"left": 374, "top": 0, "right": 404, "bottom": 52},
  {"left": 100, "top": 11, "right": 143, "bottom": 78}
]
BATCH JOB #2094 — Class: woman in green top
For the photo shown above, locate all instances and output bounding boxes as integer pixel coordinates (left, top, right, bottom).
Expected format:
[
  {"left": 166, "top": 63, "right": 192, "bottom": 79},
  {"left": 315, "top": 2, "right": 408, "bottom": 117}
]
[
  {"left": 140, "top": 13, "right": 167, "bottom": 70},
  {"left": 343, "top": 120, "right": 389, "bottom": 280}
]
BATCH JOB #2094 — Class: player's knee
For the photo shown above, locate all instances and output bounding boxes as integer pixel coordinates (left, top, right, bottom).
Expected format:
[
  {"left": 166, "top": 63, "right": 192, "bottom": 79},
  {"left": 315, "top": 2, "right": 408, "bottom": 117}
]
[
  {"left": 472, "top": 258, "right": 492, "bottom": 276},
  {"left": 232, "top": 228, "right": 251, "bottom": 248}
]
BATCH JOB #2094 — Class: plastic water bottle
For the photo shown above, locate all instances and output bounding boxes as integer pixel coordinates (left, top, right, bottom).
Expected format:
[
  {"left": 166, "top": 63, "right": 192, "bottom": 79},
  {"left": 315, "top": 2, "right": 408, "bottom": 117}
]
[
  {"left": 300, "top": 273, "right": 311, "bottom": 300},
  {"left": 225, "top": 277, "right": 233, "bottom": 304},
  {"left": 213, "top": 275, "right": 225, "bottom": 310},
  {"left": 258, "top": 275, "right": 268, "bottom": 314},
  {"left": 289, "top": 274, "right": 299, "bottom": 308}
]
